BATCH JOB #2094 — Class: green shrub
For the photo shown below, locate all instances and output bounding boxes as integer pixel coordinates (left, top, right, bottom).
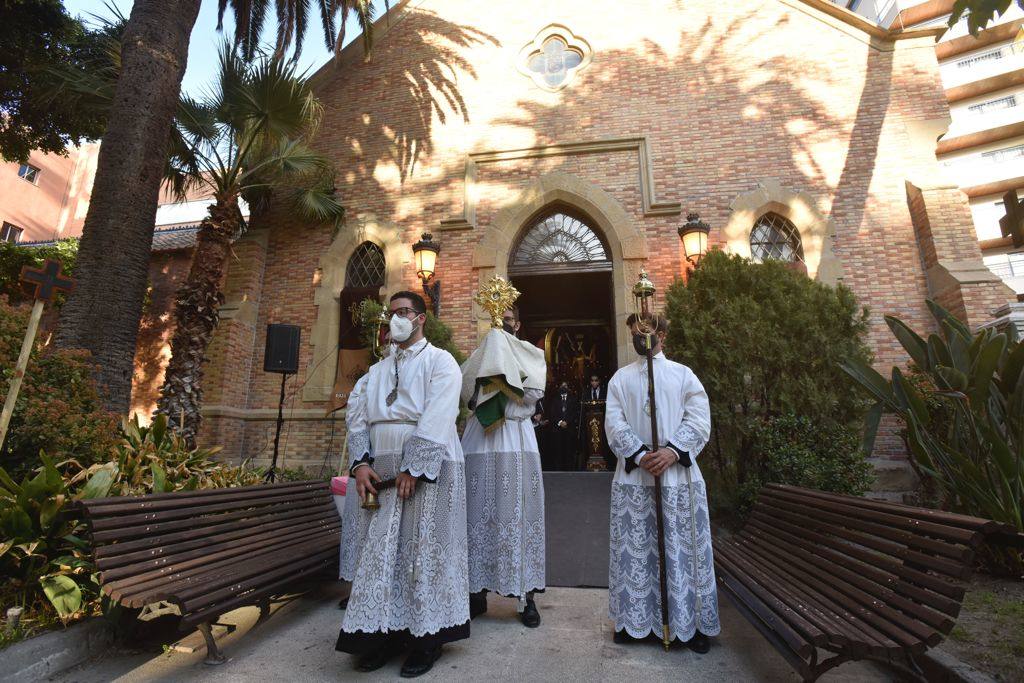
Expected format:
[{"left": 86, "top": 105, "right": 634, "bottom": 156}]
[
  {"left": 736, "top": 415, "right": 874, "bottom": 515},
  {"left": 663, "top": 250, "right": 874, "bottom": 504},
  {"left": 0, "top": 301, "right": 119, "bottom": 479},
  {"left": 842, "top": 300, "right": 1023, "bottom": 574}
]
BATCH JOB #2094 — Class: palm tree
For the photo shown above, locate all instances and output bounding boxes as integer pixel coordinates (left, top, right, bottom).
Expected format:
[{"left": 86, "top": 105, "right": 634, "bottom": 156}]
[
  {"left": 55, "top": 0, "right": 380, "bottom": 416},
  {"left": 155, "top": 47, "right": 344, "bottom": 445},
  {"left": 54, "top": 0, "right": 204, "bottom": 414},
  {"left": 220, "top": 0, "right": 385, "bottom": 62}
]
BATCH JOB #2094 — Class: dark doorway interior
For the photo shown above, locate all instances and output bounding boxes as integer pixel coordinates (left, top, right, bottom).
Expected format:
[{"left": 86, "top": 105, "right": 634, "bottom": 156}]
[{"left": 511, "top": 268, "right": 616, "bottom": 471}]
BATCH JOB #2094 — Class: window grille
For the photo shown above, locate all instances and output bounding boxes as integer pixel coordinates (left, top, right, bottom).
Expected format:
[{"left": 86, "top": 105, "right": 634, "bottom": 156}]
[
  {"left": 345, "top": 242, "right": 386, "bottom": 288},
  {"left": 956, "top": 48, "right": 1004, "bottom": 69},
  {"left": 982, "top": 145, "right": 1024, "bottom": 164},
  {"left": 512, "top": 213, "right": 609, "bottom": 265},
  {"left": 750, "top": 213, "right": 805, "bottom": 263},
  {"left": 967, "top": 95, "right": 1017, "bottom": 115}
]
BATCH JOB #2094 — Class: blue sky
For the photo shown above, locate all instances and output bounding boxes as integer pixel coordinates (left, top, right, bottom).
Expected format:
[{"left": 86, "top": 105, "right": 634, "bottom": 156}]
[{"left": 62, "top": 0, "right": 382, "bottom": 97}]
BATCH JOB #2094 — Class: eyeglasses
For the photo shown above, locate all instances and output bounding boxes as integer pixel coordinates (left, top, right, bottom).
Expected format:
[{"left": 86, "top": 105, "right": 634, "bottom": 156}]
[{"left": 387, "top": 307, "right": 422, "bottom": 319}]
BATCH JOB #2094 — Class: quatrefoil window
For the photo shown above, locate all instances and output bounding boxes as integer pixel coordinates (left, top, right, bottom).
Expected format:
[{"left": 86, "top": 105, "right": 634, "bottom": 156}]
[{"left": 517, "top": 25, "right": 593, "bottom": 92}]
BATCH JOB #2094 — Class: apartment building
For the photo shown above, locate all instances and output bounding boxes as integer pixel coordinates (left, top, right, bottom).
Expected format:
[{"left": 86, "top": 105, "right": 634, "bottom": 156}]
[
  {"left": 0, "top": 144, "right": 100, "bottom": 244},
  {"left": 846, "top": 0, "right": 1024, "bottom": 294}
]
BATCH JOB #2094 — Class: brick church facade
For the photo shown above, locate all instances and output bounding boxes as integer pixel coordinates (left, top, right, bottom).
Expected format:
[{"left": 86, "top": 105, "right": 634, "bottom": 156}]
[{"left": 150, "top": 0, "right": 1013, "bottom": 487}]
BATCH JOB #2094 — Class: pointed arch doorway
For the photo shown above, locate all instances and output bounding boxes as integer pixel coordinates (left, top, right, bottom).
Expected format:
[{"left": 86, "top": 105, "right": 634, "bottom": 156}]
[{"left": 509, "top": 206, "right": 616, "bottom": 472}]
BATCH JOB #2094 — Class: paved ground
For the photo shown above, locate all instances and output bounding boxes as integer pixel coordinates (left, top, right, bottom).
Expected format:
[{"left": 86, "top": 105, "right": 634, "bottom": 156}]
[{"left": 53, "top": 583, "right": 889, "bottom": 682}]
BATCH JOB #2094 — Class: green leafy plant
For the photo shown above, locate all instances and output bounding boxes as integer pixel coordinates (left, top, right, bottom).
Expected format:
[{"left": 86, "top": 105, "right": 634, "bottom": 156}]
[
  {"left": 0, "top": 455, "right": 112, "bottom": 622},
  {"left": 71, "top": 414, "right": 261, "bottom": 497},
  {"left": 663, "top": 250, "right": 873, "bottom": 502},
  {"left": 841, "top": 300, "right": 1023, "bottom": 573},
  {"left": 736, "top": 414, "right": 874, "bottom": 516}
]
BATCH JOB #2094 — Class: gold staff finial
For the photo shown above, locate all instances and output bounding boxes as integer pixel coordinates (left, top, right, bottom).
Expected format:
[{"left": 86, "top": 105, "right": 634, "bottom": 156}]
[
  {"left": 632, "top": 269, "right": 657, "bottom": 329},
  {"left": 474, "top": 276, "right": 521, "bottom": 328}
]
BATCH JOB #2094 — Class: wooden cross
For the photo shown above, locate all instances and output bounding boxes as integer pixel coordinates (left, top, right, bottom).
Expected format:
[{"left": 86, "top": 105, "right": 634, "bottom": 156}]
[{"left": 0, "top": 260, "right": 76, "bottom": 453}]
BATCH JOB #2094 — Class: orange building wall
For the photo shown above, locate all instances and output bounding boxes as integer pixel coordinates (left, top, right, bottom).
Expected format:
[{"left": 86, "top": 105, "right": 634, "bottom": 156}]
[{"left": 0, "top": 144, "right": 99, "bottom": 243}]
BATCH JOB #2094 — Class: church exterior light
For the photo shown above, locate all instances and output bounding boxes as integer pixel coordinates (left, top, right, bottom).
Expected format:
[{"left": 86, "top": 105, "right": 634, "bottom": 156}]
[
  {"left": 678, "top": 213, "right": 710, "bottom": 267},
  {"left": 413, "top": 232, "right": 441, "bottom": 316}
]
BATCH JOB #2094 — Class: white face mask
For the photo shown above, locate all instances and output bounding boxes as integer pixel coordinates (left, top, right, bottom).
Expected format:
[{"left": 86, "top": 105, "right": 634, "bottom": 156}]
[{"left": 389, "top": 314, "right": 417, "bottom": 343}]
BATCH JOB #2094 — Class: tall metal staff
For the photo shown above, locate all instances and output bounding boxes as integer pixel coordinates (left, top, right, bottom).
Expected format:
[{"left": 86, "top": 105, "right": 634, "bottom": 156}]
[{"left": 631, "top": 269, "right": 672, "bottom": 651}]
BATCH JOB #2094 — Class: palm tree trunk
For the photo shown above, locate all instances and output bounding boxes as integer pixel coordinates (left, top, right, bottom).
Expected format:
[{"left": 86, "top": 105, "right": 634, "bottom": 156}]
[
  {"left": 156, "top": 194, "right": 240, "bottom": 446},
  {"left": 55, "top": 0, "right": 201, "bottom": 415}
]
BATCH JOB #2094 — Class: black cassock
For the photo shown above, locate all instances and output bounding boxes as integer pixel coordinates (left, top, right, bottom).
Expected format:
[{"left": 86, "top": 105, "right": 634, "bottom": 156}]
[{"left": 545, "top": 391, "right": 579, "bottom": 471}]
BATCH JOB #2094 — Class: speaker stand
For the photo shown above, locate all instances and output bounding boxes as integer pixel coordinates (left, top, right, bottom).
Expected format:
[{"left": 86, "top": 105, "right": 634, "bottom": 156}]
[{"left": 264, "top": 373, "right": 289, "bottom": 483}]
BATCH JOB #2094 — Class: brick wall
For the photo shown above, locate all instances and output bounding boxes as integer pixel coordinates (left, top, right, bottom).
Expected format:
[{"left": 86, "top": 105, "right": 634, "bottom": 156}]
[{"left": 193, "top": 0, "right": 1012, "bottom": 471}]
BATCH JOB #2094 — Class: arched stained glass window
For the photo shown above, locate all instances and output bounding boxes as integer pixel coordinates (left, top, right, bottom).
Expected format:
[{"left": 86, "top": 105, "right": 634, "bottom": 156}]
[
  {"left": 750, "top": 213, "right": 805, "bottom": 264},
  {"left": 345, "top": 241, "right": 386, "bottom": 288},
  {"left": 512, "top": 212, "right": 609, "bottom": 266}
]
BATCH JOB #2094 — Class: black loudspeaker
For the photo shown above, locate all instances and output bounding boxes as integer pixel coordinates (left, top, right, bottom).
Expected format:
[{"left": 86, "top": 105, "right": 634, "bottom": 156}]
[{"left": 264, "top": 324, "right": 300, "bottom": 374}]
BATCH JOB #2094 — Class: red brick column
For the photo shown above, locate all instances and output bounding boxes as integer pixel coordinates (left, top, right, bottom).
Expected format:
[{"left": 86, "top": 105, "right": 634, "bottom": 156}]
[
  {"left": 906, "top": 181, "right": 1014, "bottom": 328},
  {"left": 197, "top": 228, "right": 269, "bottom": 454}
]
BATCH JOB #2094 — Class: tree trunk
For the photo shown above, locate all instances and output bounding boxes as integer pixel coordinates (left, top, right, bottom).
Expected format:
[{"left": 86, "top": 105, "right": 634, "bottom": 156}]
[
  {"left": 55, "top": 0, "right": 201, "bottom": 415},
  {"left": 156, "top": 194, "right": 240, "bottom": 446}
]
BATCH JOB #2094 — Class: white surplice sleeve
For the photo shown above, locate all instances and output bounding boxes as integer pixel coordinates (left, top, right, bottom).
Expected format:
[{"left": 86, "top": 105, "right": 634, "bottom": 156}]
[
  {"left": 605, "top": 372, "right": 646, "bottom": 472},
  {"left": 401, "top": 349, "right": 461, "bottom": 482},
  {"left": 346, "top": 374, "right": 371, "bottom": 474},
  {"left": 665, "top": 368, "right": 711, "bottom": 467}
]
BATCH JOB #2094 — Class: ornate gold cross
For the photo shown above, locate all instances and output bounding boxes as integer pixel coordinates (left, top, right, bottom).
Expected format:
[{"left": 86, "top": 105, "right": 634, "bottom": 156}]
[{"left": 474, "top": 276, "right": 521, "bottom": 328}]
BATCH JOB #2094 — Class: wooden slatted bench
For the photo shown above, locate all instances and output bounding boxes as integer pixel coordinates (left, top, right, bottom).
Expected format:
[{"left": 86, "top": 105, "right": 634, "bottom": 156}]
[
  {"left": 715, "top": 483, "right": 1016, "bottom": 682},
  {"left": 76, "top": 480, "right": 340, "bottom": 663}
]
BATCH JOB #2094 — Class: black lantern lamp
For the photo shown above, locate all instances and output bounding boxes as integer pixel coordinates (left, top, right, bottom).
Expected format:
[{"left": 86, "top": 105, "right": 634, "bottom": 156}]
[
  {"left": 413, "top": 232, "right": 441, "bottom": 316},
  {"left": 678, "top": 212, "right": 710, "bottom": 267}
]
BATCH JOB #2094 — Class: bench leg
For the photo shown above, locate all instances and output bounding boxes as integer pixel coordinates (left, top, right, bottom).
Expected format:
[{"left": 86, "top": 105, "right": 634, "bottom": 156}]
[
  {"left": 197, "top": 622, "right": 227, "bottom": 665},
  {"left": 257, "top": 598, "right": 271, "bottom": 624}
]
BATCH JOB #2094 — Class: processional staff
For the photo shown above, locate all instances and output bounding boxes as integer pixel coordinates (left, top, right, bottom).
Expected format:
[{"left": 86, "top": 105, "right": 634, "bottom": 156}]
[
  {"left": 631, "top": 269, "right": 673, "bottom": 652},
  {"left": 0, "top": 260, "right": 76, "bottom": 453}
]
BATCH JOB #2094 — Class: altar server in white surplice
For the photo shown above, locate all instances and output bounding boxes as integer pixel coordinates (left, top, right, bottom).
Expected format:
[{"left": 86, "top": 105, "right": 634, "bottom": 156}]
[
  {"left": 604, "top": 312, "right": 720, "bottom": 653},
  {"left": 335, "top": 292, "right": 469, "bottom": 679},
  {"left": 339, "top": 372, "right": 371, "bottom": 585},
  {"left": 461, "top": 306, "right": 546, "bottom": 628}
]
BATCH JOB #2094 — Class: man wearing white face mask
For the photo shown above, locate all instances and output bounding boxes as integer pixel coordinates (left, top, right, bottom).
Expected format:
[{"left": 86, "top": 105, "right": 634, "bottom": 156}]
[{"left": 336, "top": 292, "right": 469, "bottom": 678}]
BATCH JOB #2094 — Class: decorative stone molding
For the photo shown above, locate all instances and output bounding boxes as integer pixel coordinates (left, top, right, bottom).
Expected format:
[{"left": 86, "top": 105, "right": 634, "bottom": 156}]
[
  {"left": 202, "top": 404, "right": 346, "bottom": 421},
  {"left": 304, "top": 214, "right": 405, "bottom": 403},
  {"left": 440, "top": 137, "right": 682, "bottom": 231},
  {"left": 474, "top": 171, "right": 647, "bottom": 368},
  {"left": 722, "top": 178, "right": 844, "bottom": 284},
  {"left": 516, "top": 24, "right": 593, "bottom": 92}
]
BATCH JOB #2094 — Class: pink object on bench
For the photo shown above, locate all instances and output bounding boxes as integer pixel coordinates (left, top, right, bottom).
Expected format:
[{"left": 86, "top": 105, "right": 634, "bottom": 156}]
[{"left": 331, "top": 476, "right": 348, "bottom": 496}]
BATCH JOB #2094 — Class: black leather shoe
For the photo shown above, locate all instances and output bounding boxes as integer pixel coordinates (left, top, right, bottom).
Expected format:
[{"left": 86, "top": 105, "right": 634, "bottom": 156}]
[
  {"left": 400, "top": 646, "right": 442, "bottom": 678},
  {"left": 520, "top": 598, "right": 540, "bottom": 628},
  {"left": 469, "top": 591, "right": 487, "bottom": 619},
  {"left": 354, "top": 646, "right": 396, "bottom": 672},
  {"left": 686, "top": 631, "right": 710, "bottom": 654}
]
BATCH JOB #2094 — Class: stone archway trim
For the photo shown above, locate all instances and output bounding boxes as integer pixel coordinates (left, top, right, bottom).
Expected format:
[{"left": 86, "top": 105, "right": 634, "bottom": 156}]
[
  {"left": 722, "top": 178, "right": 845, "bottom": 284},
  {"left": 440, "top": 137, "right": 682, "bottom": 231},
  {"left": 303, "top": 213, "right": 406, "bottom": 403},
  {"left": 474, "top": 171, "right": 649, "bottom": 368}
]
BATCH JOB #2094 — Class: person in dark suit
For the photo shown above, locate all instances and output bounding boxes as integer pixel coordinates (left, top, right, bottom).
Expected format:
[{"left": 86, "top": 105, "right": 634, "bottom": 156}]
[
  {"left": 546, "top": 381, "right": 579, "bottom": 471},
  {"left": 584, "top": 373, "right": 607, "bottom": 403}
]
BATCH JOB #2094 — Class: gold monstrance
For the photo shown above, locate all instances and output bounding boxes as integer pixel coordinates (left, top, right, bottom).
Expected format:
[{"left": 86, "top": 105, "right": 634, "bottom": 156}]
[{"left": 474, "top": 276, "right": 521, "bottom": 328}]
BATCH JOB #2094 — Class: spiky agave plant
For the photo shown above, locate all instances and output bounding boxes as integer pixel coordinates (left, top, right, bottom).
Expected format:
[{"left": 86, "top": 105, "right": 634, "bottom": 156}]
[{"left": 841, "top": 301, "right": 1023, "bottom": 573}]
